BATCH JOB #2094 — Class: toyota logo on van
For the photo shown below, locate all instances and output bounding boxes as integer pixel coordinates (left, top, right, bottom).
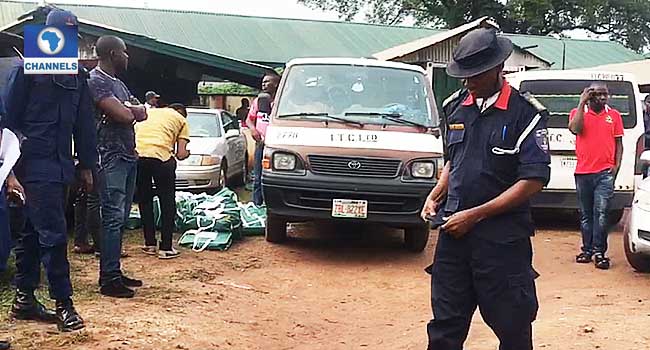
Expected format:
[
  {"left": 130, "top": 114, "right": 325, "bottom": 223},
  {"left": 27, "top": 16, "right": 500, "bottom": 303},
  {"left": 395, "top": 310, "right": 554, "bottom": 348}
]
[{"left": 347, "top": 161, "right": 362, "bottom": 170}]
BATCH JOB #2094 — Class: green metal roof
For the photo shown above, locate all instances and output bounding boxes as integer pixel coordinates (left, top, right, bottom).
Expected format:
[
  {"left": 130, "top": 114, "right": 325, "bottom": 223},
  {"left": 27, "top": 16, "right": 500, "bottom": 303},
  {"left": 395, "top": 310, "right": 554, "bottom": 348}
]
[
  {"left": 0, "top": 1, "right": 643, "bottom": 69},
  {"left": 505, "top": 34, "right": 643, "bottom": 70},
  {"left": 0, "top": 1, "right": 438, "bottom": 65}
]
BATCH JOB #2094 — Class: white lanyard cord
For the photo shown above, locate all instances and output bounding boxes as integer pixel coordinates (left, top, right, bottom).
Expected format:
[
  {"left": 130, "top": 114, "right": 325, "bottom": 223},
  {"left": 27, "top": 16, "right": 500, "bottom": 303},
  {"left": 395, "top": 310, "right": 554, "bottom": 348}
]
[{"left": 491, "top": 113, "right": 542, "bottom": 155}]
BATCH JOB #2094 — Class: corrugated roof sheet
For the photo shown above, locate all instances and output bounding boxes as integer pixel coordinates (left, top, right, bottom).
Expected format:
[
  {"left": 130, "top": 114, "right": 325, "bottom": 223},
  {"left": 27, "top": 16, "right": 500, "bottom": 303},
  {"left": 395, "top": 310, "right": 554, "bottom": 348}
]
[
  {"left": 0, "top": 1, "right": 643, "bottom": 68},
  {"left": 0, "top": 1, "right": 438, "bottom": 64},
  {"left": 505, "top": 34, "right": 643, "bottom": 70}
]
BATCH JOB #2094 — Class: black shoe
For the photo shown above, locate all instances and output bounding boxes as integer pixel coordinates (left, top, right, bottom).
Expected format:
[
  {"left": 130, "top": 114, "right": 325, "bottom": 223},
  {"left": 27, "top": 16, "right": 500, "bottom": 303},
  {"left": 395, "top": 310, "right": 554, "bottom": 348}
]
[
  {"left": 55, "top": 299, "right": 85, "bottom": 332},
  {"left": 594, "top": 253, "right": 611, "bottom": 270},
  {"left": 121, "top": 275, "right": 143, "bottom": 288},
  {"left": 0, "top": 340, "right": 10, "bottom": 350},
  {"left": 575, "top": 252, "right": 592, "bottom": 264},
  {"left": 10, "top": 289, "right": 58, "bottom": 324},
  {"left": 100, "top": 280, "right": 135, "bottom": 298}
]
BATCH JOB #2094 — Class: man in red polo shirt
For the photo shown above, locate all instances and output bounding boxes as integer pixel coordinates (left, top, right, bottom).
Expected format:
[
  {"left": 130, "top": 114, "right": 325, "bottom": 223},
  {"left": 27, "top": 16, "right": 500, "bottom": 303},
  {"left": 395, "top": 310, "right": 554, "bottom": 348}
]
[{"left": 568, "top": 82, "right": 623, "bottom": 270}]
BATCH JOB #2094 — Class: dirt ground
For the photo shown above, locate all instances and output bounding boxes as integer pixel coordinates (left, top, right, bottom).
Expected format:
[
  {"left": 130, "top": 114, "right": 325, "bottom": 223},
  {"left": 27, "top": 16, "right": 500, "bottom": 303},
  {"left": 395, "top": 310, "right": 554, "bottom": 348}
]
[{"left": 3, "top": 214, "right": 650, "bottom": 350}]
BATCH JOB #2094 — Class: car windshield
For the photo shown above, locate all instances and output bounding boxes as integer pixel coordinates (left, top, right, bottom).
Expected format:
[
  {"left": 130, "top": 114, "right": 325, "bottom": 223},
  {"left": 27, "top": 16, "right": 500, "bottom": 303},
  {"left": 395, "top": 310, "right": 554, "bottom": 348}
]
[
  {"left": 187, "top": 112, "right": 222, "bottom": 138},
  {"left": 520, "top": 79, "right": 638, "bottom": 129},
  {"left": 276, "top": 64, "right": 437, "bottom": 127}
]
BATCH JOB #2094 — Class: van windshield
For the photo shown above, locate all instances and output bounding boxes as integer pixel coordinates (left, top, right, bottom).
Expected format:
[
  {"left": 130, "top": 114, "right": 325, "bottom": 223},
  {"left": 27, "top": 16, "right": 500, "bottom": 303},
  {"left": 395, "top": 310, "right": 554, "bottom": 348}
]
[
  {"left": 276, "top": 64, "right": 437, "bottom": 127},
  {"left": 520, "top": 80, "right": 637, "bottom": 129}
]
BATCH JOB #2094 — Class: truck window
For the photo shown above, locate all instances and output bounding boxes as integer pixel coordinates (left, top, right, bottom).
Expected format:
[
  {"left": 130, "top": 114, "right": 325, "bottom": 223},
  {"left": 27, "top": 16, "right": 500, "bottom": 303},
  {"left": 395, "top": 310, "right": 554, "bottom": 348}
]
[{"left": 520, "top": 80, "right": 637, "bottom": 129}]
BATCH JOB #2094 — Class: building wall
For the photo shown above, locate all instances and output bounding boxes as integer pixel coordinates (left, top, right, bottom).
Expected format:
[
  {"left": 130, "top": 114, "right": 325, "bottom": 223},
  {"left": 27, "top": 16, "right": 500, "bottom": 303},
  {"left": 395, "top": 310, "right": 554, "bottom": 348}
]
[
  {"left": 201, "top": 94, "right": 256, "bottom": 112},
  {"left": 394, "top": 34, "right": 549, "bottom": 72}
]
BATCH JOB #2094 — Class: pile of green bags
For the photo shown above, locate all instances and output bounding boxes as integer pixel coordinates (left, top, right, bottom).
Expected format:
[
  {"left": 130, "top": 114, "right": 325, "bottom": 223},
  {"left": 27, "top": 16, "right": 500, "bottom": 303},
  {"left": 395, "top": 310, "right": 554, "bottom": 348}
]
[{"left": 127, "top": 188, "right": 267, "bottom": 251}]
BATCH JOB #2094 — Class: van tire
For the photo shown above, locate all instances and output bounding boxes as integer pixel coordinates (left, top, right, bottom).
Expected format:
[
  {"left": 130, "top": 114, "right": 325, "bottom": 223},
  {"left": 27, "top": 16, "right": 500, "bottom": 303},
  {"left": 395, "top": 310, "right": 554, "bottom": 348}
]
[
  {"left": 608, "top": 209, "right": 624, "bottom": 228},
  {"left": 623, "top": 228, "right": 650, "bottom": 273},
  {"left": 404, "top": 225, "right": 430, "bottom": 253},
  {"left": 265, "top": 214, "right": 287, "bottom": 243}
]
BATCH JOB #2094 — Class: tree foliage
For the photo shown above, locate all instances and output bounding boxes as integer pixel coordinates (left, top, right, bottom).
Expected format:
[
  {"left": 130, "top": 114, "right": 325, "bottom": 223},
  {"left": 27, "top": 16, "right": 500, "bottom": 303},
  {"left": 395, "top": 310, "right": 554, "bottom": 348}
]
[
  {"left": 299, "top": 0, "right": 650, "bottom": 51},
  {"left": 198, "top": 83, "right": 259, "bottom": 96}
]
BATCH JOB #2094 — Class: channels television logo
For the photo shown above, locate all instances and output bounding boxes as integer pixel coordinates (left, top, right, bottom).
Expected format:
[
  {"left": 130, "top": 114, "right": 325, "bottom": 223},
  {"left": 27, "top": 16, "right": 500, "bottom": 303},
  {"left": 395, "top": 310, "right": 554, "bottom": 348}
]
[{"left": 23, "top": 24, "right": 78, "bottom": 74}]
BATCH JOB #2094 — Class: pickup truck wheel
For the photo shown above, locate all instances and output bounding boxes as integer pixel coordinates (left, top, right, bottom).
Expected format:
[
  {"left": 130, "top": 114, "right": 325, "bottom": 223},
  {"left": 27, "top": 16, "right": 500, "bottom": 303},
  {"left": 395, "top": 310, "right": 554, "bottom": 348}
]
[
  {"left": 624, "top": 228, "right": 650, "bottom": 273},
  {"left": 404, "top": 225, "right": 430, "bottom": 253},
  {"left": 265, "top": 214, "right": 287, "bottom": 243}
]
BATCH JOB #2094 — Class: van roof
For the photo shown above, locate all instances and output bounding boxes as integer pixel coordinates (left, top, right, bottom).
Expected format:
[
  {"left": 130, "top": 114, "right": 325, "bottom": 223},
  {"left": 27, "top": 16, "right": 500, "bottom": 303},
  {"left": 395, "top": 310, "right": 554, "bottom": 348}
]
[
  {"left": 506, "top": 69, "right": 639, "bottom": 84},
  {"left": 285, "top": 57, "right": 426, "bottom": 73}
]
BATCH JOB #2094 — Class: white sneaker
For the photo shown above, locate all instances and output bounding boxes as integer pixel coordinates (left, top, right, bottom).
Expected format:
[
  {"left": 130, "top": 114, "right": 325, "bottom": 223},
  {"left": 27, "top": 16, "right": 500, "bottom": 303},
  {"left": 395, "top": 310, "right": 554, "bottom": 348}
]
[{"left": 158, "top": 248, "right": 180, "bottom": 260}]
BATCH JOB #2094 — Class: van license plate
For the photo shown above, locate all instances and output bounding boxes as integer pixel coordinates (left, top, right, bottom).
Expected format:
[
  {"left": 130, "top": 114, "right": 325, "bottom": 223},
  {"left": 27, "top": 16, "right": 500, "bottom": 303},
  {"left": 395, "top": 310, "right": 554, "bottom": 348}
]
[
  {"left": 332, "top": 199, "right": 368, "bottom": 219},
  {"left": 560, "top": 157, "right": 577, "bottom": 168}
]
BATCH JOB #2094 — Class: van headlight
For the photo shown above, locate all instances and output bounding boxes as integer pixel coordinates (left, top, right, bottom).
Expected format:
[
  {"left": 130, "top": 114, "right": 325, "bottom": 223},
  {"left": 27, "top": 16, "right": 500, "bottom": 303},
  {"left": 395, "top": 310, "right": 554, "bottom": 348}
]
[
  {"left": 411, "top": 161, "right": 435, "bottom": 179},
  {"left": 273, "top": 153, "right": 297, "bottom": 171},
  {"left": 635, "top": 188, "right": 650, "bottom": 212}
]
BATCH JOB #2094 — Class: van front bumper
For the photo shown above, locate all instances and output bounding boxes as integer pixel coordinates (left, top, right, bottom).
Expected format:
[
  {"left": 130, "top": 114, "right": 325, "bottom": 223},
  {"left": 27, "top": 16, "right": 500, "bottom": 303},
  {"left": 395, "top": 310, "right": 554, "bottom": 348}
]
[
  {"left": 627, "top": 203, "right": 650, "bottom": 255},
  {"left": 262, "top": 171, "right": 435, "bottom": 227},
  {"left": 531, "top": 189, "right": 634, "bottom": 210}
]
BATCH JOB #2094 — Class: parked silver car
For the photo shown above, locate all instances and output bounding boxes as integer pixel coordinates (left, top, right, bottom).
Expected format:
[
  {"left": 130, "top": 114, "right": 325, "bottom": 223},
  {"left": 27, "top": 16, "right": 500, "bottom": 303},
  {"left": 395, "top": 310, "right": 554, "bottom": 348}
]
[{"left": 176, "top": 108, "right": 248, "bottom": 193}]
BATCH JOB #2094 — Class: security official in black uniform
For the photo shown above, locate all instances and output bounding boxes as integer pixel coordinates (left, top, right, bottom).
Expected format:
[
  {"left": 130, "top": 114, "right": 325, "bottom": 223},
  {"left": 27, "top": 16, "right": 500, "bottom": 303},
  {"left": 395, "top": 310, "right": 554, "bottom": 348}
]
[
  {"left": 421, "top": 28, "right": 551, "bottom": 350},
  {"left": 3, "top": 9, "right": 96, "bottom": 332}
]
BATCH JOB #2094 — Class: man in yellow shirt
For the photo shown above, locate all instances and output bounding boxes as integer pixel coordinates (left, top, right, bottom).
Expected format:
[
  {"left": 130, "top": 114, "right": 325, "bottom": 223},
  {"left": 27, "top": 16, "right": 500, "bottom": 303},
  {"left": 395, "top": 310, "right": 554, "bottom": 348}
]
[{"left": 135, "top": 104, "right": 190, "bottom": 259}]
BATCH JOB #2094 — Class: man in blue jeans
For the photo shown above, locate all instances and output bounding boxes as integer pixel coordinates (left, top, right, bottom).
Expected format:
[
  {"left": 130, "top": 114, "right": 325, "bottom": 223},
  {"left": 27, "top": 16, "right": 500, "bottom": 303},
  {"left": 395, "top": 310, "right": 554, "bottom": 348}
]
[
  {"left": 568, "top": 82, "right": 623, "bottom": 270},
  {"left": 88, "top": 35, "right": 147, "bottom": 298}
]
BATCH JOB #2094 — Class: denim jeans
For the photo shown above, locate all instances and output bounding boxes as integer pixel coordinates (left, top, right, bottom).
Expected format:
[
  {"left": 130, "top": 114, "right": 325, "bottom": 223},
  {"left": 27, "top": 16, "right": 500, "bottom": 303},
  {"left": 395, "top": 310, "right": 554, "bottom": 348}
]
[
  {"left": 98, "top": 158, "right": 137, "bottom": 285},
  {"left": 575, "top": 170, "right": 614, "bottom": 255},
  {"left": 253, "top": 142, "right": 265, "bottom": 206}
]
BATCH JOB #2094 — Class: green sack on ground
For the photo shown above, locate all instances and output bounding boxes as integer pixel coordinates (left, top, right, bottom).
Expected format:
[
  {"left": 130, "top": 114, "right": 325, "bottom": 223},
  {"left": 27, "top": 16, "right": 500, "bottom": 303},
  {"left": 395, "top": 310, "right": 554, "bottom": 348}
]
[
  {"left": 126, "top": 205, "right": 142, "bottom": 230},
  {"left": 177, "top": 229, "right": 232, "bottom": 251},
  {"left": 239, "top": 203, "right": 266, "bottom": 236}
]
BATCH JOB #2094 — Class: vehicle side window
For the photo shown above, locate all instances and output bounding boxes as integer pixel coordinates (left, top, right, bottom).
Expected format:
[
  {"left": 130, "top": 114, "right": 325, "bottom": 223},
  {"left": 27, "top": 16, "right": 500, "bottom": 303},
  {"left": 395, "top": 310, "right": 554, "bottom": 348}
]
[{"left": 221, "top": 112, "right": 238, "bottom": 131}]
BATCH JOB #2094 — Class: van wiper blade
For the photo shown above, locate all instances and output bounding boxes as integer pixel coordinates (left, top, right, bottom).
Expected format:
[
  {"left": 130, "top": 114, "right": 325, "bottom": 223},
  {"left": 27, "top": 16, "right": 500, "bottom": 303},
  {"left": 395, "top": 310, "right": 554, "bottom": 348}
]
[
  {"left": 278, "top": 112, "right": 330, "bottom": 118},
  {"left": 344, "top": 112, "right": 430, "bottom": 129},
  {"left": 278, "top": 112, "right": 364, "bottom": 127}
]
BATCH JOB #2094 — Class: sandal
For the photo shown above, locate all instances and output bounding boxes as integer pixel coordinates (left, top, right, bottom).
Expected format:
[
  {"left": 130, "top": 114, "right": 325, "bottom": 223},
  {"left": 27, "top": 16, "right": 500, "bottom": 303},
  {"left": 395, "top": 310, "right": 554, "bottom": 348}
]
[
  {"left": 575, "top": 252, "right": 592, "bottom": 264},
  {"left": 594, "top": 254, "right": 610, "bottom": 270}
]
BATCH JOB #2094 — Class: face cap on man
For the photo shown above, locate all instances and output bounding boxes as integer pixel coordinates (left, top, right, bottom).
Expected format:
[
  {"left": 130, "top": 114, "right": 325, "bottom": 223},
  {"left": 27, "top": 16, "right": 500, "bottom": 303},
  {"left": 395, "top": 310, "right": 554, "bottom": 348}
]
[
  {"left": 45, "top": 9, "right": 79, "bottom": 26},
  {"left": 145, "top": 91, "right": 160, "bottom": 104}
]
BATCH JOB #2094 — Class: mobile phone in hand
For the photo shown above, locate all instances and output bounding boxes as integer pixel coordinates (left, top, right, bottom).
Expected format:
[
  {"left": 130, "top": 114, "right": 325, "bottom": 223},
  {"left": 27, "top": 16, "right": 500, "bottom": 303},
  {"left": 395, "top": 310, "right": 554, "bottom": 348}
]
[{"left": 10, "top": 189, "right": 25, "bottom": 205}]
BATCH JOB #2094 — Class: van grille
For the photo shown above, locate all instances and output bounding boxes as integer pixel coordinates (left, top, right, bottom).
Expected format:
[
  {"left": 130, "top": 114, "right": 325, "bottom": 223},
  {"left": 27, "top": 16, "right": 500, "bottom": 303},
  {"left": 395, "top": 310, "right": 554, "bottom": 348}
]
[{"left": 308, "top": 155, "right": 401, "bottom": 178}]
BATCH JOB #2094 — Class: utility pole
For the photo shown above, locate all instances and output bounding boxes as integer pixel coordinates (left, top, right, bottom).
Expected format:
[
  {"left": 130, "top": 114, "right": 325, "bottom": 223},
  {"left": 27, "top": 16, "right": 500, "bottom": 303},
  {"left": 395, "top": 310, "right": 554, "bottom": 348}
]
[{"left": 561, "top": 38, "right": 567, "bottom": 70}]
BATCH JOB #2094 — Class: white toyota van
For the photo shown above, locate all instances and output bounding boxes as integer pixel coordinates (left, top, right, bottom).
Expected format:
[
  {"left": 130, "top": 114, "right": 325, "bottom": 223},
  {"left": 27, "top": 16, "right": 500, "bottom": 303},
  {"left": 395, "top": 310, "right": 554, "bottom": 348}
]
[{"left": 507, "top": 70, "right": 646, "bottom": 222}]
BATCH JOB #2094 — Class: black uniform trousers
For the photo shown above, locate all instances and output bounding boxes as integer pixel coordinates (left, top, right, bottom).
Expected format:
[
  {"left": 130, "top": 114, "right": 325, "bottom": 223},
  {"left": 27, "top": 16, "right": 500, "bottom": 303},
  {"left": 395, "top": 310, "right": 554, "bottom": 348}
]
[
  {"left": 14, "top": 181, "right": 73, "bottom": 300},
  {"left": 427, "top": 229, "right": 538, "bottom": 350}
]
